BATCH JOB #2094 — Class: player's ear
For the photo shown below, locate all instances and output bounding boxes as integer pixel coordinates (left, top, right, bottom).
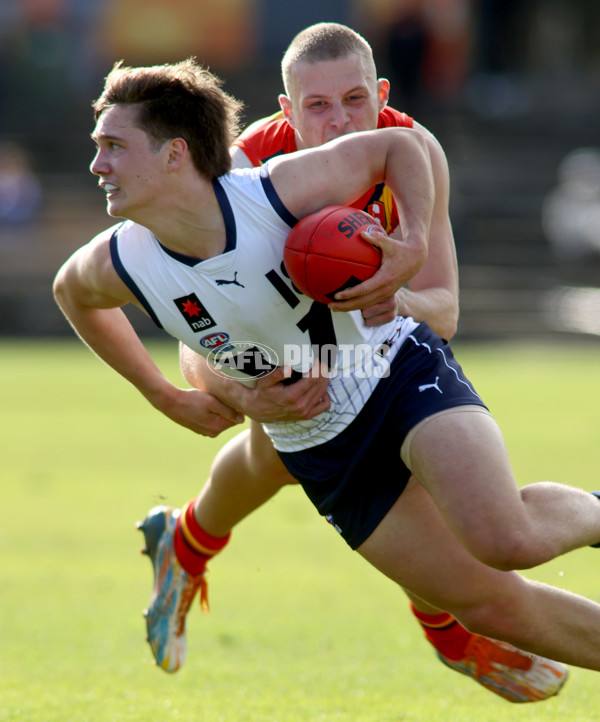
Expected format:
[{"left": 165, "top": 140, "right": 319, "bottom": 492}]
[
  {"left": 166, "top": 138, "right": 187, "bottom": 171},
  {"left": 377, "top": 78, "right": 390, "bottom": 111},
  {"left": 279, "top": 94, "right": 295, "bottom": 127}
]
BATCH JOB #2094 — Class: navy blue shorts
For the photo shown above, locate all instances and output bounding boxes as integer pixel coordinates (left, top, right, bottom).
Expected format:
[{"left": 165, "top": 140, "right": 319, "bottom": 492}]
[{"left": 277, "top": 323, "right": 487, "bottom": 549}]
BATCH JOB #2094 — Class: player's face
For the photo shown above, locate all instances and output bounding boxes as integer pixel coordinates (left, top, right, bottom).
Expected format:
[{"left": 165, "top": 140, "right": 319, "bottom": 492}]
[
  {"left": 90, "top": 104, "right": 168, "bottom": 219},
  {"left": 280, "top": 54, "right": 389, "bottom": 150}
]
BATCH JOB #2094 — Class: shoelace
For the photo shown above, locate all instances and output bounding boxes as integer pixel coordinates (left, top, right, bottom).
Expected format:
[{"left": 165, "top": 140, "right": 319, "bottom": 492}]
[
  {"left": 175, "top": 574, "right": 209, "bottom": 636},
  {"left": 466, "top": 636, "right": 533, "bottom": 678}
]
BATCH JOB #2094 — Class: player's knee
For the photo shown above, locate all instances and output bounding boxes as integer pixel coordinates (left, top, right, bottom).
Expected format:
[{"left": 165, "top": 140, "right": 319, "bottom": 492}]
[
  {"left": 470, "top": 528, "right": 554, "bottom": 571},
  {"left": 458, "top": 512, "right": 552, "bottom": 570}
]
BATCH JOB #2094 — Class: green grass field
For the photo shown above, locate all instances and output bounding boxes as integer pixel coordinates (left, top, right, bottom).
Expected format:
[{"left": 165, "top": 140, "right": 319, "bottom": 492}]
[{"left": 2, "top": 338, "right": 600, "bottom": 721}]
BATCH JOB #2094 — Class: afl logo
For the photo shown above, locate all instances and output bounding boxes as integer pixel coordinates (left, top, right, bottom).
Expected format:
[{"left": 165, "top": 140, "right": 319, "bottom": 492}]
[
  {"left": 200, "top": 332, "right": 230, "bottom": 349},
  {"left": 207, "top": 340, "right": 279, "bottom": 381}
]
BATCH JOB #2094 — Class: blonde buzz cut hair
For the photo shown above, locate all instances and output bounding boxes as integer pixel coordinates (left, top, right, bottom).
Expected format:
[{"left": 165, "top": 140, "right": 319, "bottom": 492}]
[{"left": 281, "top": 22, "right": 377, "bottom": 96}]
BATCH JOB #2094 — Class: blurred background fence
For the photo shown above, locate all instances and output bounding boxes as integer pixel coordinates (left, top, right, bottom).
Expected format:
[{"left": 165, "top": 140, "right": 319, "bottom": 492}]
[{"left": 1, "top": 0, "right": 599, "bottom": 341}]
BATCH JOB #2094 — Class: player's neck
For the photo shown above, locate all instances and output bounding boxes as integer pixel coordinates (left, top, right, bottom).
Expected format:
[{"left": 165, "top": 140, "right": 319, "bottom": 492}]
[{"left": 136, "top": 179, "right": 227, "bottom": 259}]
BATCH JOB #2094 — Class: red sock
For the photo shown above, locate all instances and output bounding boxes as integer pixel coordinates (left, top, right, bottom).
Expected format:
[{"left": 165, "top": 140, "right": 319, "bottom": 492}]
[
  {"left": 410, "top": 604, "right": 472, "bottom": 661},
  {"left": 173, "top": 499, "right": 231, "bottom": 576}
]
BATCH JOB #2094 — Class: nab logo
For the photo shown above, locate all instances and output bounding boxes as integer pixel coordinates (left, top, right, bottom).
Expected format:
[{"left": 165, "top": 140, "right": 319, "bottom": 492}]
[
  {"left": 174, "top": 293, "right": 217, "bottom": 333},
  {"left": 200, "top": 332, "right": 230, "bottom": 349}
]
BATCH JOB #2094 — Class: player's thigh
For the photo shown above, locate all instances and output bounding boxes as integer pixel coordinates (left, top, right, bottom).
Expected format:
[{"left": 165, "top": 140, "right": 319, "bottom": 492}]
[
  {"left": 407, "top": 409, "right": 530, "bottom": 554},
  {"left": 356, "top": 477, "right": 524, "bottom": 614},
  {"left": 249, "top": 420, "right": 298, "bottom": 485}
]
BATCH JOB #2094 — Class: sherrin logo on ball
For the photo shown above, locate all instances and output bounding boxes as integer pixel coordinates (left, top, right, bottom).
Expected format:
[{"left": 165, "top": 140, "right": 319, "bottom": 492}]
[{"left": 283, "top": 205, "right": 383, "bottom": 305}]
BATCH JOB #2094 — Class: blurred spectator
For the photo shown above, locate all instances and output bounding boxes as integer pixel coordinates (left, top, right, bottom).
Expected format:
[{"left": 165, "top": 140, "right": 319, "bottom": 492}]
[
  {"left": 0, "top": 141, "right": 42, "bottom": 227},
  {"left": 420, "top": 0, "right": 471, "bottom": 105},
  {"left": 375, "top": 0, "right": 471, "bottom": 113},
  {"left": 384, "top": 1, "right": 427, "bottom": 110},
  {"left": 542, "top": 148, "right": 600, "bottom": 264},
  {"left": 466, "top": 0, "right": 534, "bottom": 117},
  {"left": 101, "top": 0, "right": 256, "bottom": 69},
  {"left": 476, "top": 0, "right": 532, "bottom": 76}
]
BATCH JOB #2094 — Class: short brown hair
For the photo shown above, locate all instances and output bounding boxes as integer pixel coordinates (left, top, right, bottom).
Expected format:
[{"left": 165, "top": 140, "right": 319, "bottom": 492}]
[
  {"left": 92, "top": 57, "right": 244, "bottom": 179},
  {"left": 281, "top": 22, "right": 376, "bottom": 95}
]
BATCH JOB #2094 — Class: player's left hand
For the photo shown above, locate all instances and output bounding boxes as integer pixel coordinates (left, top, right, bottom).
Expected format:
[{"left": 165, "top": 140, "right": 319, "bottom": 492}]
[
  {"left": 327, "top": 229, "right": 416, "bottom": 315},
  {"left": 240, "top": 363, "right": 330, "bottom": 422}
]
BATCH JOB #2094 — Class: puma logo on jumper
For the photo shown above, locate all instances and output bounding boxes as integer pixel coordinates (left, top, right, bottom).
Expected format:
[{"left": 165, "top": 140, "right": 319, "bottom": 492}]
[
  {"left": 215, "top": 272, "right": 244, "bottom": 288},
  {"left": 418, "top": 376, "right": 442, "bottom": 393}
]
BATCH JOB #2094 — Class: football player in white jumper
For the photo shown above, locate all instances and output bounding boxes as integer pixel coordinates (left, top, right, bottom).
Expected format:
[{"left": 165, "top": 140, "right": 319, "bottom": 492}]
[{"left": 54, "top": 58, "right": 600, "bottom": 700}]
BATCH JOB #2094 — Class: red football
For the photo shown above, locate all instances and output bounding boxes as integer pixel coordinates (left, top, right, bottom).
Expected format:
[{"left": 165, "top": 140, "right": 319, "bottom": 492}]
[{"left": 283, "top": 206, "right": 383, "bottom": 304}]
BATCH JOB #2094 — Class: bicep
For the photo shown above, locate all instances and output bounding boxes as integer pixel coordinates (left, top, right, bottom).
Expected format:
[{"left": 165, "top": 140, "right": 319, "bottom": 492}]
[{"left": 268, "top": 131, "right": 390, "bottom": 219}]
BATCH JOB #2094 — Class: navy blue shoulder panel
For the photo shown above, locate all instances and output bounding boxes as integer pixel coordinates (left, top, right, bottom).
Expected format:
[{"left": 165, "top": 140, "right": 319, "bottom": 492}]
[
  {"left": 259, "top": 165, "right": 298, "bottom": 228},
  {"left": 109, "top": 228, "right": 163, "bottom": 329},
  {"left": 212, "top": 178, "right": 237, "bottom": 253}
]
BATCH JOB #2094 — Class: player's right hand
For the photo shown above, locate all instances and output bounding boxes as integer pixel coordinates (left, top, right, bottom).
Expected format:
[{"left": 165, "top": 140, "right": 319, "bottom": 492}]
[
  {"left": 155, "top": 386, "right": 245, "bottom": 437},
  {"left": 328, "top": 230, "right": 422, "bottom": 312}
]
